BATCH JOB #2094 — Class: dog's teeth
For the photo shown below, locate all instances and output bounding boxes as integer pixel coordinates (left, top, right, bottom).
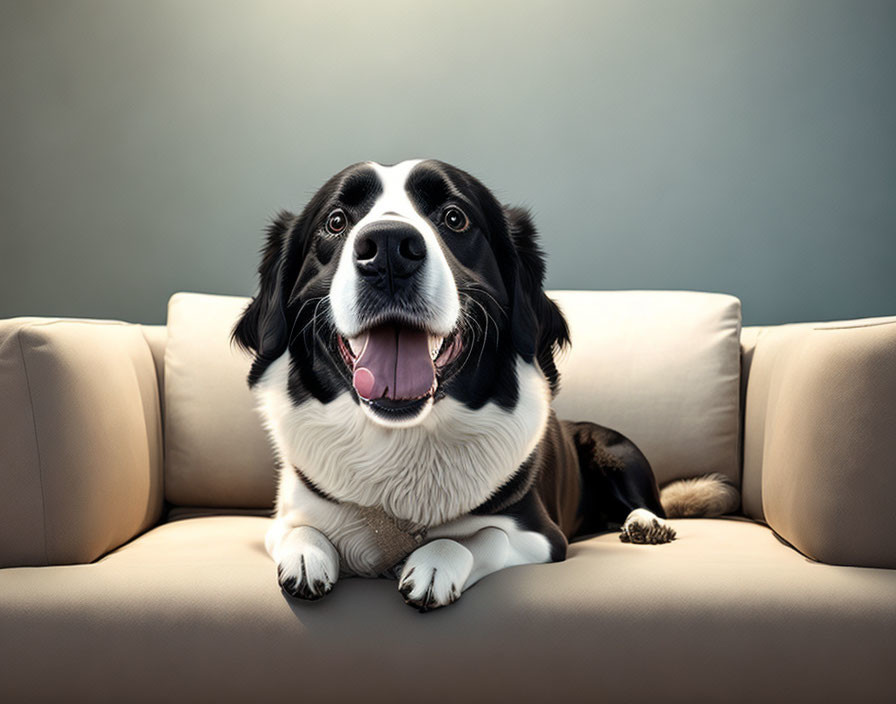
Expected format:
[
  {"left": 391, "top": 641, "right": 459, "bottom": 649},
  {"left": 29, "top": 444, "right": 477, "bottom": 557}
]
[
  {"left": 429, "top": 335, "right": 444, "bottom": 360},
  {"left": 348, "top": 333, "right": 368, "bottom": 358}
]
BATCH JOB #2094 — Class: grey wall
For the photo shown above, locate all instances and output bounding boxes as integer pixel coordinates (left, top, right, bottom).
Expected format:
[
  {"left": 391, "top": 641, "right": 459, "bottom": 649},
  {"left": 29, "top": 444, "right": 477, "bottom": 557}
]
[{"left": 2, "top": 0, "right": 894, "bottom": 326}]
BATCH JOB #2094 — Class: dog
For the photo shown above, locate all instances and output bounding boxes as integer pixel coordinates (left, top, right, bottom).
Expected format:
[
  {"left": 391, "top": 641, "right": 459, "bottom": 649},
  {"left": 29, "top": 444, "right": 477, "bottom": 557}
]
[{"left": 232, "top": 159, "right": 739, "bottom": 611}]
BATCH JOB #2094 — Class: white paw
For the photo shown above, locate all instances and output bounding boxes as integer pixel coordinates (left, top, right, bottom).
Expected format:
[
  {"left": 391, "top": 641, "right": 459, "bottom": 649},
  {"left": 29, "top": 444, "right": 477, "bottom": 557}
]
[
  {"left": 398, "top": 539, "right": 474, "bottom": 612},
  {"left": 274, "top": 526, "right": 340, "bottom": 600},
  {"left": 619, "top": 508, "right": 677, "bottom": 545}
]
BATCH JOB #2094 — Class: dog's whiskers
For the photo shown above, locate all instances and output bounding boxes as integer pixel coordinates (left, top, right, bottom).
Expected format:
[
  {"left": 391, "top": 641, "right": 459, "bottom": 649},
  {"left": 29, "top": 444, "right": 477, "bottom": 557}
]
[
  {"left": 288, "top": 295, "right": 326, "bottom": 348},
  {"left": 449, "top": 292, "right": 504, "bottom": 375},
  {"left": 458, "top": 286, "right": 507, "bottom": 320},
  {"left": 291, "top": 295, "right": 331, "bottom": 348}
]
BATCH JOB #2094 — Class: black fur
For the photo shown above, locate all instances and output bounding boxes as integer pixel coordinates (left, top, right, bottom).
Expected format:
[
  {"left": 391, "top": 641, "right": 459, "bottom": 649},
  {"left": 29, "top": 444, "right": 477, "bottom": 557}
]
[
  {"left": 232, "top": 211, "right": 293, "bottom": 383},
  {"left": 504, "top": 206, "right": 571, "bottom": 396}
]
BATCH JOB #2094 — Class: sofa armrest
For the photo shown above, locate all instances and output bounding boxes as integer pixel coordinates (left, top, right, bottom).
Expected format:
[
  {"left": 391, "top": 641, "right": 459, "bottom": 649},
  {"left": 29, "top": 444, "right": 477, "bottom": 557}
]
[
  {"left": 743, "top": 317, "right": 896, "bottom": 568},
  {"left": 0, "top": 318, "right": 163, "bottom": 567}
]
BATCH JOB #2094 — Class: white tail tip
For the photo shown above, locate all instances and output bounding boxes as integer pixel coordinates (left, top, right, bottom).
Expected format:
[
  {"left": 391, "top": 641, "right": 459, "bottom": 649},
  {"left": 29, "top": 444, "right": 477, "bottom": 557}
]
[{"left": 660, "top": 473, "right": 740, "bottom": 518}]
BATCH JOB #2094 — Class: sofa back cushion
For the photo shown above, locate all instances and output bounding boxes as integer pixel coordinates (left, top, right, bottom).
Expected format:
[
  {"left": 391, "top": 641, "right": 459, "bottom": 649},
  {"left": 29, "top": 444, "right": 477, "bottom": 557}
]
[
  {"left": 164, "top": 290, "right": 742, "bottom": 508},
  {"left": 164, "top": 293, "right": 276, "bottom": 507},
  {"left": 550, "top": 291, "right": 742, "bottom": 487}
]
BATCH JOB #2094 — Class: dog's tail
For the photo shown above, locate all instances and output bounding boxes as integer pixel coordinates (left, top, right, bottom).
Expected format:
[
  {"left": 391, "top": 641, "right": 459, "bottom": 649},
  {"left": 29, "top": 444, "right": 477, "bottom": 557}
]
[{"left": 659, "top": 473, "right": 740, "bottom": 518}]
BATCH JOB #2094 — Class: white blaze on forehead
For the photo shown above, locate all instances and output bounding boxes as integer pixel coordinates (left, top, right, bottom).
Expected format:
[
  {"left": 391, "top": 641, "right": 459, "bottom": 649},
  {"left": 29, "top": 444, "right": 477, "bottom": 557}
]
[
  {"left": 368, "top": 159, "right": 424, "bottom": 218},
  {"left": 329, "top": 159, "right": 461, "bottom": 338}
]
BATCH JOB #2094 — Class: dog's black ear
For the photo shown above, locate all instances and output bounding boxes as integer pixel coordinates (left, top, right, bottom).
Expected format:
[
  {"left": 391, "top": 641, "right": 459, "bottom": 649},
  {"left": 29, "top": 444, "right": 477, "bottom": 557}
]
[
  {"left": 506, "top": 206, "right": 570, "bottom": 395},
  {"left": 231, "top": 211, "right": 295, "bottom": 359}
]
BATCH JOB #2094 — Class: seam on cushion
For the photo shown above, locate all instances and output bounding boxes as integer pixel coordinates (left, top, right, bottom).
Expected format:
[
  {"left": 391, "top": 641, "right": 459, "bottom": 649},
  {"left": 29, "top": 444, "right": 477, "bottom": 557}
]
[
  {"left": 26, "top": 319, "right": 130, "bottom": 328},
  {"left": 16, "top": 327, "right": 50, "bottom": 565},
  {"left": 731, "top": 301, "right": 744, "bottom": 490},
  {"left": 814, "top": 320, "right": 896, "bottom": 331},
  {"left": 768, "top": 524, "right": 821, "bottom": 564},
  {"left": 745, "top": 326, "right": 767, "bottom": 521}
]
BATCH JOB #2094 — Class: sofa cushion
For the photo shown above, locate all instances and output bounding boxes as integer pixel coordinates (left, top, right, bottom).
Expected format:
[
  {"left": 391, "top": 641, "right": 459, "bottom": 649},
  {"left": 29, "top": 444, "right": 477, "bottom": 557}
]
[
  {"left": 0, "top": 516, "right": 892, "bottom": 703},
  {"left": 0, "top": 318, "right": 163, "bottom": 566},
  {"left": 743, "top": 316, "right": 896, "bottom": 568},
  {"left": 550, "top": 290, "right": 742, "bottom": 487},
  {"left": 164, "top": 293, "right": 276, "bottom": 507},
  {"left": 164, "top": 290, "right": 741, "bottom": 507}
]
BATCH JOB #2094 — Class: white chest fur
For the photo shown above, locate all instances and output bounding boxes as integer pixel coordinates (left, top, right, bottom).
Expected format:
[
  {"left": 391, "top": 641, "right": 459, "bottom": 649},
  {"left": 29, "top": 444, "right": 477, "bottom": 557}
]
[{"left": 253, "top": 355, "right": 550, "bottom": 574}]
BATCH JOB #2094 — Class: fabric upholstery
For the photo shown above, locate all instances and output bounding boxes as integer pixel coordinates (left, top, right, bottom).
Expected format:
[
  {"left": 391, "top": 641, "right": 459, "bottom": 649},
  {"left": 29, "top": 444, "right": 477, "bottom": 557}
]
[
  {"left": 164, "top": 293, "right": 276, "bottom": 507},
  {"left": 550, "top": 290, "right": 742, "bottom": 487},
  {"left": 743, "top": 317, "right": 896, "bottom": 568},
  {"left": 140, "top": 323, "right": 167, "bottom": 418},
  {"left": 163, "top": 290, "right": 742, "bottom": 507},
  {"left": 0, "top": 515, "right": 892, "bottom": 703},
  {"left": 738, "top": 325, "right": 762, "bottom": 516},
  {"left": 0, "top": 318, "right": 163, "bottom": 567},
  {"left": 2, "top": 301, "right": 894, "bottom": 702}
]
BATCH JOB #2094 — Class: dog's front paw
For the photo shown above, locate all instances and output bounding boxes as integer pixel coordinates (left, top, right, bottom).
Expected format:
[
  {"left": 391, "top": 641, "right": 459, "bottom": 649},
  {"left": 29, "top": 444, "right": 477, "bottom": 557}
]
[
  {"left": 619, "top": 508, "right": 676, "bottom": 544},
  {"left": 398, "top": 539, "right": 473, "bottom": 612},
  {"left": 276, "top": 526, "right": 340, "bottom": 601}
]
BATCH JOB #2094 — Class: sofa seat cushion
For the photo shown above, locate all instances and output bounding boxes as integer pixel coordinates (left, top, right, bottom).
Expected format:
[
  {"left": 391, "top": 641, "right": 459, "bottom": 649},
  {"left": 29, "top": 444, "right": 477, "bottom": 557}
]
[{"left": 1, "top": 517, "right": 892, "bottom": 703}]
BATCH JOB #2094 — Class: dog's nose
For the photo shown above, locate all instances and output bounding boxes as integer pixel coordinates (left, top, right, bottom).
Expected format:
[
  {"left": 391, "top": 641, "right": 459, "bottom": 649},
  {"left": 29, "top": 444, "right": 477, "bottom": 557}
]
[{"left": 353, "top": 221, "right": 426, "bottom": 286}]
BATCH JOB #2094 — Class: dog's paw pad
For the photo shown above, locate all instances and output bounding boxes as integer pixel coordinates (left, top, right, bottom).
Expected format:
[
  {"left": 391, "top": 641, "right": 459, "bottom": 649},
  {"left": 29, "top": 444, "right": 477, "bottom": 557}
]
[{"left": 620, "top": 509, "right": 676, "bottom": 545}]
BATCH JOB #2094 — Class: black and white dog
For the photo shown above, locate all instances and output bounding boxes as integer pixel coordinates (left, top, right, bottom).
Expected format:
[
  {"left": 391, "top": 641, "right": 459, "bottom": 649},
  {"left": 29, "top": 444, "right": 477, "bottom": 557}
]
[{"left": 233, "top": 159, "right": 738, "bottom": 611}]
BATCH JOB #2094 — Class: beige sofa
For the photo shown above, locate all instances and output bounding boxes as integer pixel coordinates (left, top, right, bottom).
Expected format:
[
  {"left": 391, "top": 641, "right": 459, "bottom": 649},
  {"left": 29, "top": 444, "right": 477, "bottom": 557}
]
[{"left": 1, "top": 291, "right": 894, "bottom": 704}]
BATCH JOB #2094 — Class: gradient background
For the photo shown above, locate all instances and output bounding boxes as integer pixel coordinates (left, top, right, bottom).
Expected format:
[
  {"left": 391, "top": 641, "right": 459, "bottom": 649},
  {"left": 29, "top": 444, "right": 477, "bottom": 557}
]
[{"left": 2, "top": 0, "right": 894, "bottom": 326}]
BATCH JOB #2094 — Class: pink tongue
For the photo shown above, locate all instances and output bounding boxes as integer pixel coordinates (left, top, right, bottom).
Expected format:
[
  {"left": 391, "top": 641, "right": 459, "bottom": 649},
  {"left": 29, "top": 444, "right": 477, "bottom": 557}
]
[{"left": 352, "top": 324, "right": 436, "bottom": 401}]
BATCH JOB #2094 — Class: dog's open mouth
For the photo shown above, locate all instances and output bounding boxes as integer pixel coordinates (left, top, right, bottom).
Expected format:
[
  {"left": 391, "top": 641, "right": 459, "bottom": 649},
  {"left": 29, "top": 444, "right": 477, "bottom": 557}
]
[{"left": 337, "top": 323, "right": 462, "bottom": 414}]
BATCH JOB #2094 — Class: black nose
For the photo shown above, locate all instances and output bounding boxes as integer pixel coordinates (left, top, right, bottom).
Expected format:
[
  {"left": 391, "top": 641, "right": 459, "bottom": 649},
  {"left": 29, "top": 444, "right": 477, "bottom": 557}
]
[{"left": 353, "top": 221, "right": 426, "bottom": 287}]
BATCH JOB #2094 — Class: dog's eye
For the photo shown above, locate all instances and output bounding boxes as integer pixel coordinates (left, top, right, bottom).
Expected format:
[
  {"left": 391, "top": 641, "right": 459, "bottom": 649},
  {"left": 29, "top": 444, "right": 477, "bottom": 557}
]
[
  {"left": 325, "top": 209, "right": 348, "bottom": 235},
  {"left": 443, "top": 206, "right": 469, "bottom": 232}
]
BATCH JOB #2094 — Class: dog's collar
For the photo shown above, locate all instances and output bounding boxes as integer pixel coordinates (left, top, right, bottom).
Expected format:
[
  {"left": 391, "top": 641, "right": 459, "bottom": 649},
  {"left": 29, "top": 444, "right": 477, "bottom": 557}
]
[{"left": 293, "top": 465, "right": 427, "bottom": 574}]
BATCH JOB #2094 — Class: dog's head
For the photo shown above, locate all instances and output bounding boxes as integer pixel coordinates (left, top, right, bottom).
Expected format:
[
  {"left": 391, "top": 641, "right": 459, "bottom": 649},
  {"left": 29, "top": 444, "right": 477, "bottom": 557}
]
[{"left": 233, "top": 159, "right": 569, "bottom": 427}]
